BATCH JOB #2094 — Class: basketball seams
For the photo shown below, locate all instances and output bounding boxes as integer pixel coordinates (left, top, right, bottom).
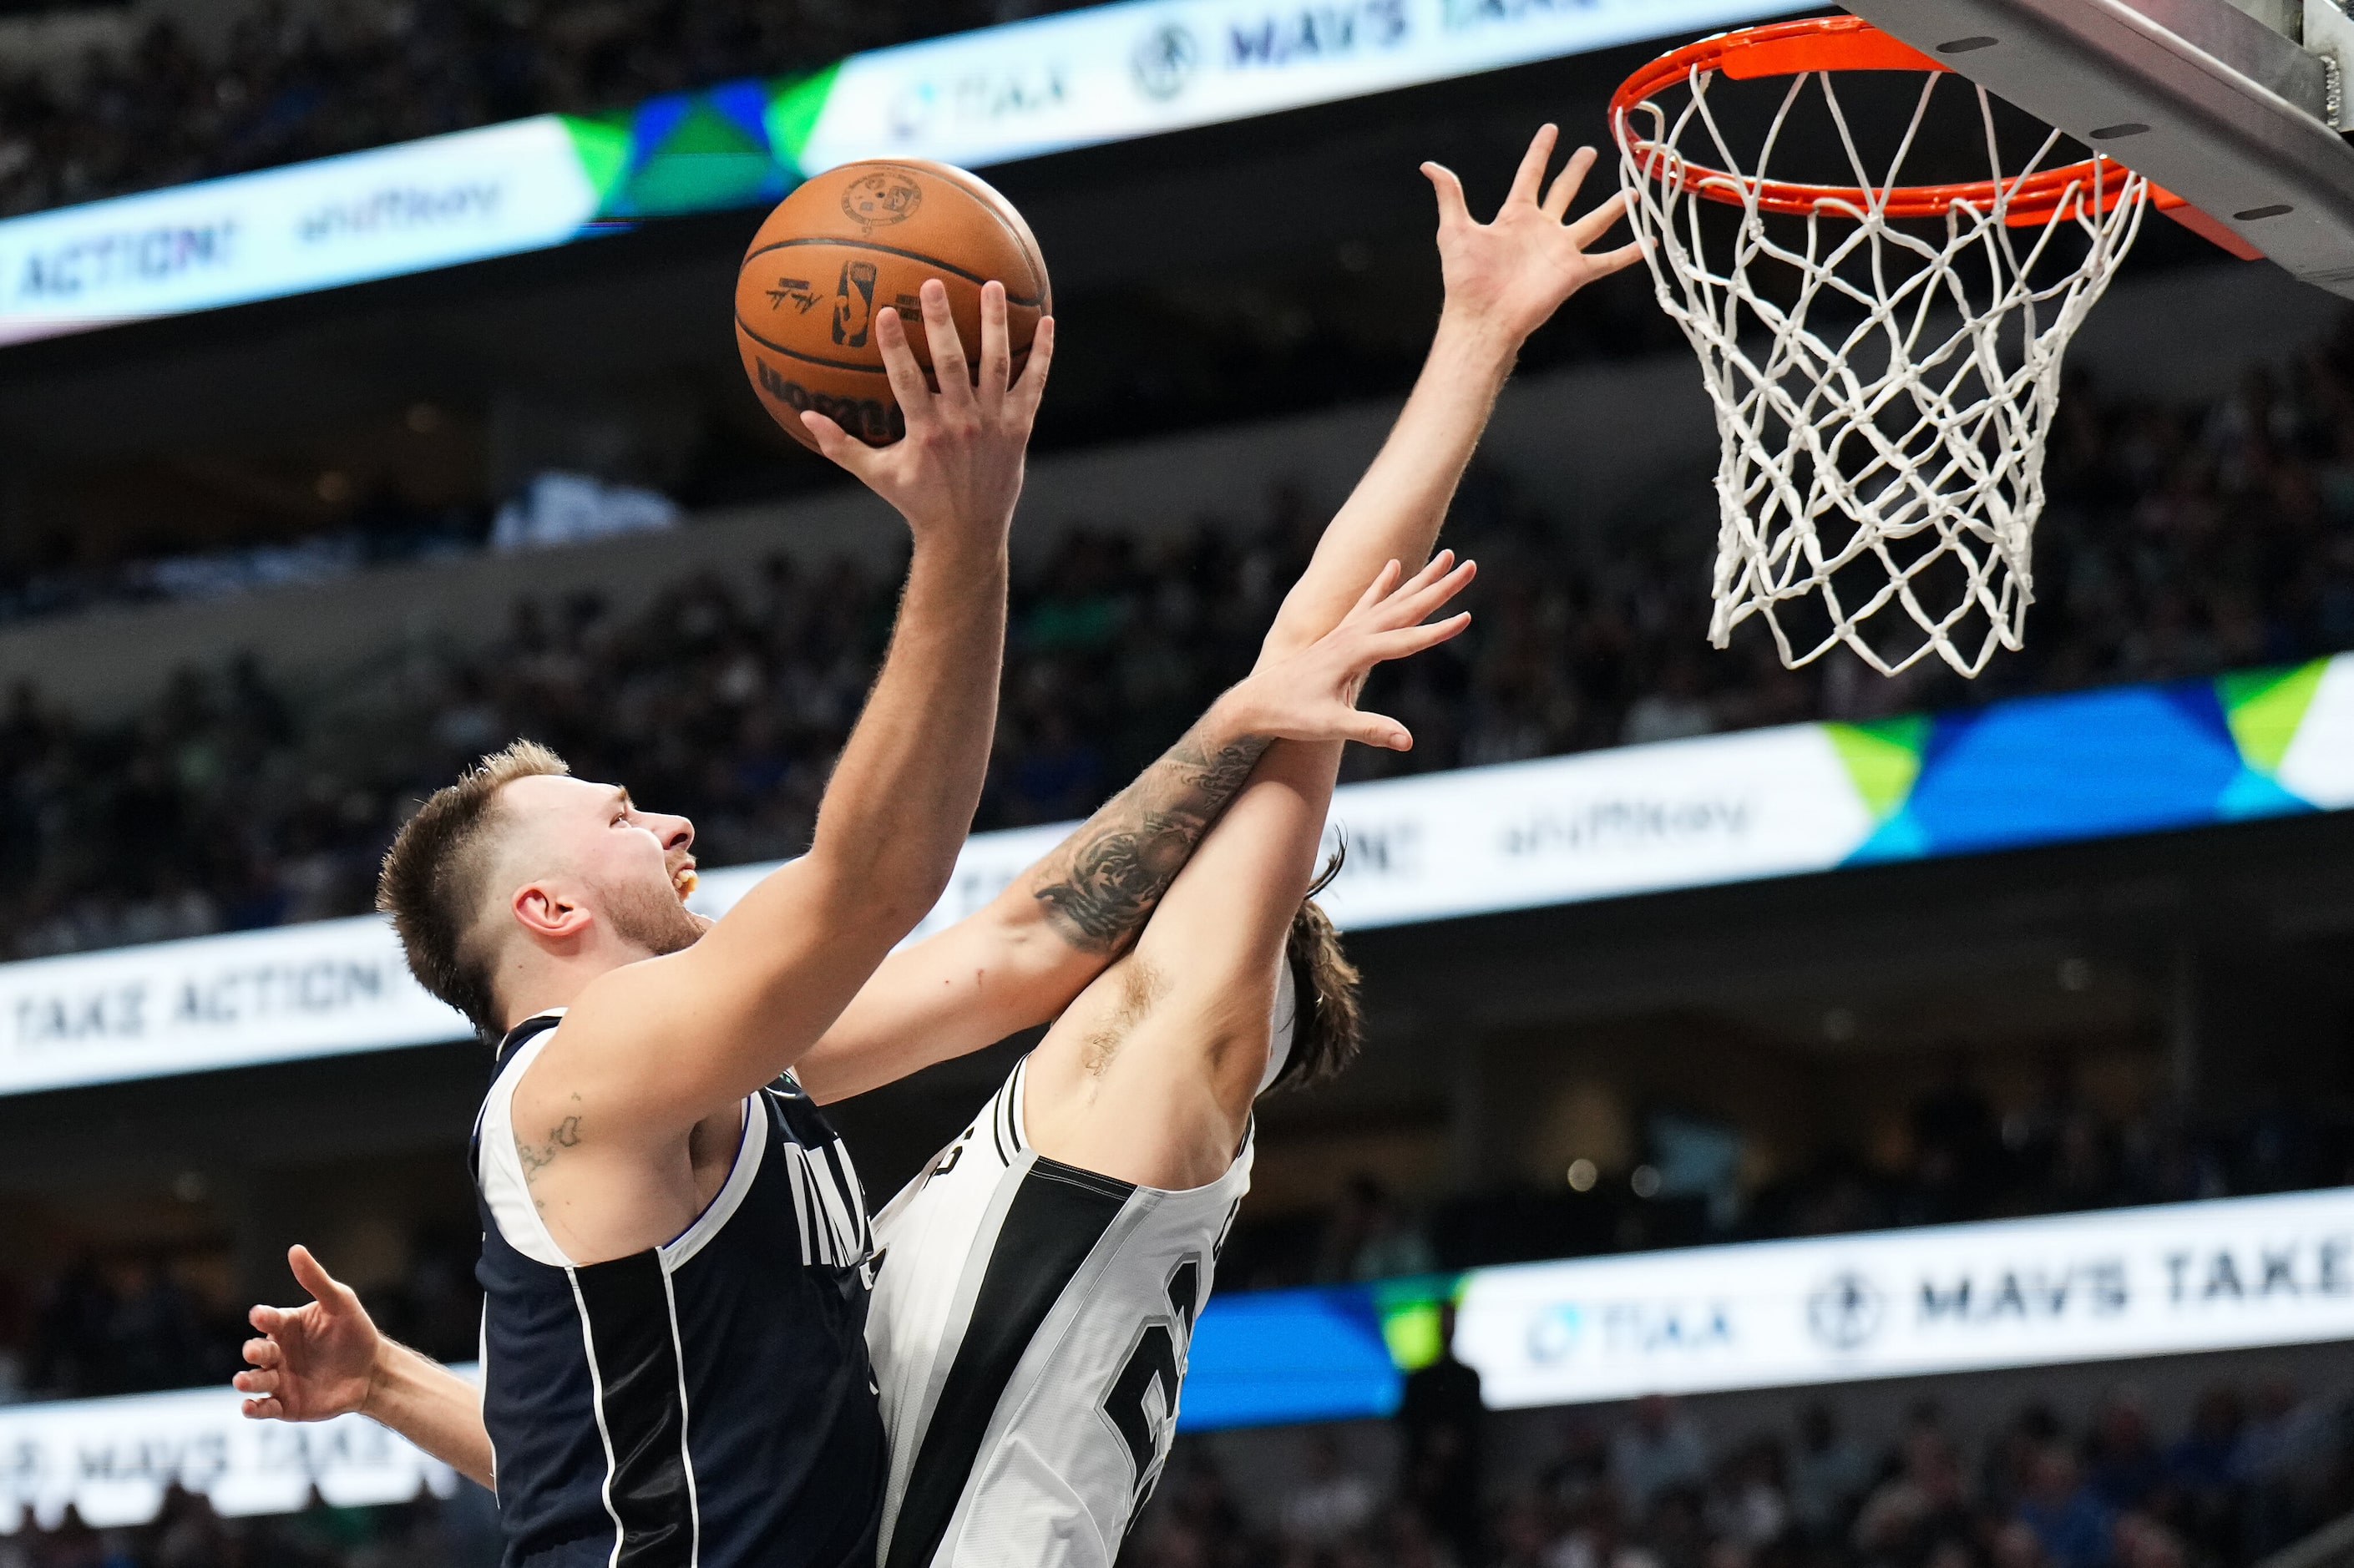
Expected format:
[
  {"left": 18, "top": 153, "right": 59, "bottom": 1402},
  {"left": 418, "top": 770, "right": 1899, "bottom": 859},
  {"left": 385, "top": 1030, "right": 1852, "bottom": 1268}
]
[{"left": 739, "top": 236, "right": 1045, "bottom": 310}]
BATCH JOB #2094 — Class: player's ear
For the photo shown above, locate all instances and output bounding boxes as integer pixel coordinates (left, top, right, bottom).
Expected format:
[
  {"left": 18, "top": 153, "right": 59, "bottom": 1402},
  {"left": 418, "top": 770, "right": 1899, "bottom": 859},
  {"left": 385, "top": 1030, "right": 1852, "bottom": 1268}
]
[{"left": 512, "top": 882, "right": 592, "bottom": 943}]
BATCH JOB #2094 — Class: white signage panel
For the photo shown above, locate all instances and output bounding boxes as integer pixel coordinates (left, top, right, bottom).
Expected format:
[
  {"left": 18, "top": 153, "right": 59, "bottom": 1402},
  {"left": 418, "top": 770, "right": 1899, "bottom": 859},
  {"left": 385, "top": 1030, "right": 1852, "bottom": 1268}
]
[
  {"left": 0, "top": 118, "right": 600, "bottom": 344},
  {"left": 1313, "top": 724, "right": 1875, "bottom": 930},
  {"left": 0, "top": 916, "right": 470, "bottom": 1097},
  {"left": 799, "top": 0, "right": 1801, "bottom": 174},
  {"left": 1456, "top": 1188, "right": 2354, "bottom": 1408},
  {"left": 0, "top": 1375, "right": 471, "bottom": 1533}
]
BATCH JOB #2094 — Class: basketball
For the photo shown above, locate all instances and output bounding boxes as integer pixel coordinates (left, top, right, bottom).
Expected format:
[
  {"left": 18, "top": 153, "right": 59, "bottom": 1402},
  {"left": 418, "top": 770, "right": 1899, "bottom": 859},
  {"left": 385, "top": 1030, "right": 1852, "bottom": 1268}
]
[{"left": 734, "top": 159, "right": 1051, "bottom": 452}]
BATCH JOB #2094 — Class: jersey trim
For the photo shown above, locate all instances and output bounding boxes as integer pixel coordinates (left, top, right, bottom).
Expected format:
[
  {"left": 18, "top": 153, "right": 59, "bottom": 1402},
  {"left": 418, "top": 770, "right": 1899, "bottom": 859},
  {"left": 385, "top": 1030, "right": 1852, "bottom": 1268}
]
[
  {"left": 575, "top": 1251, "right": 697, "bottom": 1566},
  {"left": 880, "top": 1157, "right": 1136, "bottom": 1568}
]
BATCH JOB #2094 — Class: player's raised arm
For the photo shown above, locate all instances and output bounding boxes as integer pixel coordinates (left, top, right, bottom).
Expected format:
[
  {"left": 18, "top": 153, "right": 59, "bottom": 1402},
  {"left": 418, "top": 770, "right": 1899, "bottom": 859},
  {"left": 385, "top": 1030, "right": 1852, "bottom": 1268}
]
[
  {"left": 785, "top": 130, "right": 1631, "bottom": 1104},
  {"left": 539, "top": 279, "right": 1051, "bottom": 1136},
  {"left": 792, "top": 592, "right": 1443, "bottom": 1103},
  {"left": 1262, "top": 124, "right": 1641, "bottom": 660}
]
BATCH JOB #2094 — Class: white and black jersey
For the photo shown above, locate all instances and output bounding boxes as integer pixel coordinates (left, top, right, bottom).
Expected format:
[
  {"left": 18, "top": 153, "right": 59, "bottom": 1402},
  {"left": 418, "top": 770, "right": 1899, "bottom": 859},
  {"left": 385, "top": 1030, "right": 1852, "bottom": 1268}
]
[
  {"left": 471, "top": 1010, "right": 887, "bottom": 1568},
  {"left": 863, "top": 1055, "right": 1252, "bottom": 1568}
]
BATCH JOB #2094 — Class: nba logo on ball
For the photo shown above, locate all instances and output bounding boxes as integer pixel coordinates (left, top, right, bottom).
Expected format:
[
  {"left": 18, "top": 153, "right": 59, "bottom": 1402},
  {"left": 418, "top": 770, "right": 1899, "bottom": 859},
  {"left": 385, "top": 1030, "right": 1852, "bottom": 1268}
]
[{"left": 735, "top": 159, "right": 1051, "bottom": 454}]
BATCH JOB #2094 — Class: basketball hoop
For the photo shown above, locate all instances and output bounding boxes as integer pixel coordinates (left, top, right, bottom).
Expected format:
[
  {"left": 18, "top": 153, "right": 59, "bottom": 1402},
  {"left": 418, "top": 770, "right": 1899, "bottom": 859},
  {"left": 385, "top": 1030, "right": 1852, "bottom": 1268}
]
[{"left": 1612, "top": 16, "right": 2156, "bottom": 677}]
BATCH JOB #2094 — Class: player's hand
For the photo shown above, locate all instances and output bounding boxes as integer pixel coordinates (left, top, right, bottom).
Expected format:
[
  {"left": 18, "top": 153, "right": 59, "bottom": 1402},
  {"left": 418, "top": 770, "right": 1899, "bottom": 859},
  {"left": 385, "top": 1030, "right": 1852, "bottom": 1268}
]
[
  {"left": 1424, "top": 124, "right": 1643, "bottom": 346},
  {"left": 235, "top": 1244, "right": 381, "bottom": 1424},
  {"left": 1233, "top": 552, "right": 1476, "bottom": 751},
  {"left": 800, "top": 277, "right": 1054, "bottom": 552}
]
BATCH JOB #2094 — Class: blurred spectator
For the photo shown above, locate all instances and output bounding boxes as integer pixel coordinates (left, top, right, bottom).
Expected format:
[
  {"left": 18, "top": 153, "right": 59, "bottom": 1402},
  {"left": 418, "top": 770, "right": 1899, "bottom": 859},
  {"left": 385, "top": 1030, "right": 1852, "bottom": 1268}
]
[
  {"left": 1854, "top": 1426, "right": 1976, "bottom": 1568},
  {"left": 1318, "top": 1176, "right": 1440, "bottom": 1284},
  {"left": 1281, "top": 1430, "right": 1382, "bottom": 1546},
  {"left": 1793, "top": 1404, "right": 1876, "bottom": 1542},
  {"left": 1399, "top": 1301, "right": 1486, "bottom": 1565},
  {"left": 1615, "top": 1396, "right": 1710, "bottom": 1520},
  {"left": 2014, "top": 1448, "right": 2112, "bottom": 1568}
]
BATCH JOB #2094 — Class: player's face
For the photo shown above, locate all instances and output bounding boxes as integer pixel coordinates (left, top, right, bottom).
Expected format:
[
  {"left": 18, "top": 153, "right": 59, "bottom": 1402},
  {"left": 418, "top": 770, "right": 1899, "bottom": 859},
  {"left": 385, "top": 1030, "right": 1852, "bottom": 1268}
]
[{"left": 504, "top": 774, "right": 702, "bottom": 955}]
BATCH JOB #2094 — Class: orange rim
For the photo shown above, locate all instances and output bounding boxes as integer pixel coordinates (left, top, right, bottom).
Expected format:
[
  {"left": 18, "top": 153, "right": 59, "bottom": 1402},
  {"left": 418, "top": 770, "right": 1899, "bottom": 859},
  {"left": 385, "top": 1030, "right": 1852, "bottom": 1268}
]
[{"left": 1611, "top": 16, "right": 2169, "bottom": 226}]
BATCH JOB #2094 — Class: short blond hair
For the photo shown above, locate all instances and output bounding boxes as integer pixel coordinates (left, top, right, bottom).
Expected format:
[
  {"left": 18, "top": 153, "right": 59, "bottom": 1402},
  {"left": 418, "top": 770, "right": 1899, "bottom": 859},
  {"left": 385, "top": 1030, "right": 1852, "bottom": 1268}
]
[{"left": 377, "top": 740, "right": 570, "bottom": 1039}]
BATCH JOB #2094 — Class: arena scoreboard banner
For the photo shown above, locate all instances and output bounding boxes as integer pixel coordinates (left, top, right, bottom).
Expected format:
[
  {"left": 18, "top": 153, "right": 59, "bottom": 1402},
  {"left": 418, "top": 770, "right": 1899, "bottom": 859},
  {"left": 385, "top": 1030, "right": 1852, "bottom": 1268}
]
[
  {"left": 0, "top": 0, "right": 1799, "bottom": 342},
  {"left": 7, "top": 1188, "right": 2351, "bottom": 1530},
  {"left": 7, "top": 655, "right": 2354, "bottom": 1095},
  {"left": 1182, "top": 1186, "right": 2354, "bottom": 1429}
]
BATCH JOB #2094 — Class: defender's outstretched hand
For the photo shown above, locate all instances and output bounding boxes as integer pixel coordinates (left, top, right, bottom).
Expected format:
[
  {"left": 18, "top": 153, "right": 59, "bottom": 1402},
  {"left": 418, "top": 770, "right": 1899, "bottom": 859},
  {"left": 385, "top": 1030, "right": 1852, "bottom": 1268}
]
[
  {"left": 1232, "top": 552, "right": 1476, "bottom": 752},
  {"left": 236, "top": 1244, "right": 377, "bottom": 1423},
  {"left": 800, "top": 276, "right": 1054, "bottom": 546},
  {"left": 1424, "top": 124, "right": 1643, "bottom": 345}
]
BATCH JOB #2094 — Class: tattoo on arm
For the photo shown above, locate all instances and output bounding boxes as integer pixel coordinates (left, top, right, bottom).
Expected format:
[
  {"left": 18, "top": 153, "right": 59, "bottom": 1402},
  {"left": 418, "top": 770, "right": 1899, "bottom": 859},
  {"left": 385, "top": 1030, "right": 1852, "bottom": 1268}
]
[
  {"left": 1027, "top": 723, "right": 1271, "bottom": 953},
  {"left": 514, "top": 1105, "right": 583, "bottom": 1211}
]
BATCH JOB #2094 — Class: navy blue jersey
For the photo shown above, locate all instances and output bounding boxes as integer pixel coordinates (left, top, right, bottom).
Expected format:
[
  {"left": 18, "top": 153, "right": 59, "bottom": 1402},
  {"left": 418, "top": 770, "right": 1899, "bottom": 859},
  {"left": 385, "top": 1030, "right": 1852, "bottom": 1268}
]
[{"left": 471, "top": 1011, "right": 886, "bottom": 1568}]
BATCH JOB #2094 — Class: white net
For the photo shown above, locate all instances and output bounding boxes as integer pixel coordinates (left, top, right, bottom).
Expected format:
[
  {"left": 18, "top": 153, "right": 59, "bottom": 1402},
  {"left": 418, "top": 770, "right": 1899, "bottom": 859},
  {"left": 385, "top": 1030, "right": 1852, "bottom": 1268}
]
[{"left": 1614, "top": 62, "right": 2152, "bottom": 676}]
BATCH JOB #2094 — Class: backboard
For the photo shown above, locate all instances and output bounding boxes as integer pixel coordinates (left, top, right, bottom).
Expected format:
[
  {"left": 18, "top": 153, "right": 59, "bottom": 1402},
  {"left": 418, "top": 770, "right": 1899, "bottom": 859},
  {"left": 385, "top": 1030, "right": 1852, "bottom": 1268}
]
[{"left": 1842, "top": 0, "right": 2354, "bottom": 296}]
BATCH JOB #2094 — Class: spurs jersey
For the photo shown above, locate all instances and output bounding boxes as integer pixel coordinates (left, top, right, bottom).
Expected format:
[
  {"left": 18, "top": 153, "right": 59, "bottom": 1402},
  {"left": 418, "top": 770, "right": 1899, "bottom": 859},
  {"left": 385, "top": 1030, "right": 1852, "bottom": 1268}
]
[
  {"left": 864, "top": 1055, "right": 1252, "bottom": 1568},
  {"left": 472, "top": 1010, "right": 887, "bottom": 1568}
]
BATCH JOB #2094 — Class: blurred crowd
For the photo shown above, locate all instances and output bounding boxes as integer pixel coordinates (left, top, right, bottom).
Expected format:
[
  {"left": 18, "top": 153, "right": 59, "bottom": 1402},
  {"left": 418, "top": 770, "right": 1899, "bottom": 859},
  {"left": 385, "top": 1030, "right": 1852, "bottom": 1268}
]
[
  {"left": 0, "top": 1227, "right": 479, "bottom": 1405},
  {"left": 12, "top": 329, "right": 2354, "bottom": 961},
  {"left": 1132, "top": 1376, "right": 2354, "bottom": 1568},
  {"left": 1223, "top": 1062, "right": 2354, "bottom": 1295},
  {"left": 0, "top": 0, "right": 1071, "bottom": 221},
  {"left": 0, "top": 1485, "right": 499, "bottom": 1567}
]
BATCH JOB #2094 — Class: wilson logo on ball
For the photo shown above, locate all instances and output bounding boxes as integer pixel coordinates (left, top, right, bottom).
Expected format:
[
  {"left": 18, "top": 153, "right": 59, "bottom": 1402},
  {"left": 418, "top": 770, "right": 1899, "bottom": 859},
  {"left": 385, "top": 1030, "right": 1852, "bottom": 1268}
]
[{"left": 840, "top": 171, "right": 923, "bottom": 231}]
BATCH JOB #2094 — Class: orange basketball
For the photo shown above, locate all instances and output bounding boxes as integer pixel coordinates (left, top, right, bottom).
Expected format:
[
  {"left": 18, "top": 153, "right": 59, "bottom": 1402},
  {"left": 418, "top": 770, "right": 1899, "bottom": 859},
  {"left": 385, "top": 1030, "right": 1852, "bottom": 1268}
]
[{"left": 734, "top": 159, "right": 1051, "bottom": 452}]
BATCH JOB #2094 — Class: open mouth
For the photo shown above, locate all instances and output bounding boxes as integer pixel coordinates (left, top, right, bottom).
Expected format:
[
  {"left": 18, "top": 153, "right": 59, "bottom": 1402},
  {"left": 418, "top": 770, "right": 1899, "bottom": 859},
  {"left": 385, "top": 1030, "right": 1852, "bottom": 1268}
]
[{"left": 672, "top": 865, "right": 699, "bottom": 901}]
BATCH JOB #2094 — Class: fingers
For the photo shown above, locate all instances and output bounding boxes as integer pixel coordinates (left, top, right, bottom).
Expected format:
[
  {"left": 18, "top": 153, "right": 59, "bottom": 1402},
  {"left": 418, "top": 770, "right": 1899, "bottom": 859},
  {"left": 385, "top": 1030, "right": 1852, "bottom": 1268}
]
[
  {"left": 243, "top": 1336, "right": 283, "bottom": 1370},
  {"left": 800, "top": 411, "right": 882, "bottom": 479},
  {"left": 250, "top": 1302, "right": 284, "bottom": 1333},
  {"left": 873, "top": 299, "right": 936, "bottom": 422},
  {"left": 1422, "top": 162, "right": 1471, "bottom": 231},
  {"left": 1347, "top": 710, "right": 1416, "bottom": 752},
  {"left": 240, "top": 1397, "right": 284, "bottom": 1420},
  {"left": 1009, "top": 315, "right": 1056, "bottom": 423},
  {"left": 1545, "top": 145, "right": 1598, "bottom": 222},
  {"left": 1381, "top": 549, "right": 1458, "bottom": 605},
  {"left": 1507, "top": 124, "right": 1560, "bottom": 210},
  {"left": 976, "top": 281, "right": 1010, "bottom": 408},
  {"left": 1372, "top": 610, "right": 1474, "bottom": 660},
  {"left": 1567, "top": 189, "right": 1633, "bottom": 250},
  {"left": 1373, "top": 554, "right": 1475, "bottom": 626},
  {"left": 1349, "top": 559, "right": 1406, "bottom": 619},
  {"left": 287, "top": 1244, "right": 353, "bottom": 1310},
  {"left": 1589, "top": 237, "right": 1648, "bottom": 277},
  {"left": 235, "top": 1367, "right": 278, "bottom": 1394},
  {"left": 917, "top": 279, "right": 973, "bottom": 408}
]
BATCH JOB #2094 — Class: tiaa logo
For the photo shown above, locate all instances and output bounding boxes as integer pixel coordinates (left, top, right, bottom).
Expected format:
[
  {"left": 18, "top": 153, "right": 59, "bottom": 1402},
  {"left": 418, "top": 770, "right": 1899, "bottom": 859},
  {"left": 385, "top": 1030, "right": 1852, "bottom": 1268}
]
[{"left": 1526, "top": 1302, "right": 1585, "bottom": 1364}]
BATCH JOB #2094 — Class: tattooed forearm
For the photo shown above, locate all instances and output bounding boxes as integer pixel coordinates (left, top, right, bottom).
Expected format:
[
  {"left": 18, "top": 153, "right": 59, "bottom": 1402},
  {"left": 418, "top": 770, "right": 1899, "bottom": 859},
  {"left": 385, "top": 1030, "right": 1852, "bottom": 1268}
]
[{"left": 1028, "top": 722, "right": 1271, "bottom": 953}]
